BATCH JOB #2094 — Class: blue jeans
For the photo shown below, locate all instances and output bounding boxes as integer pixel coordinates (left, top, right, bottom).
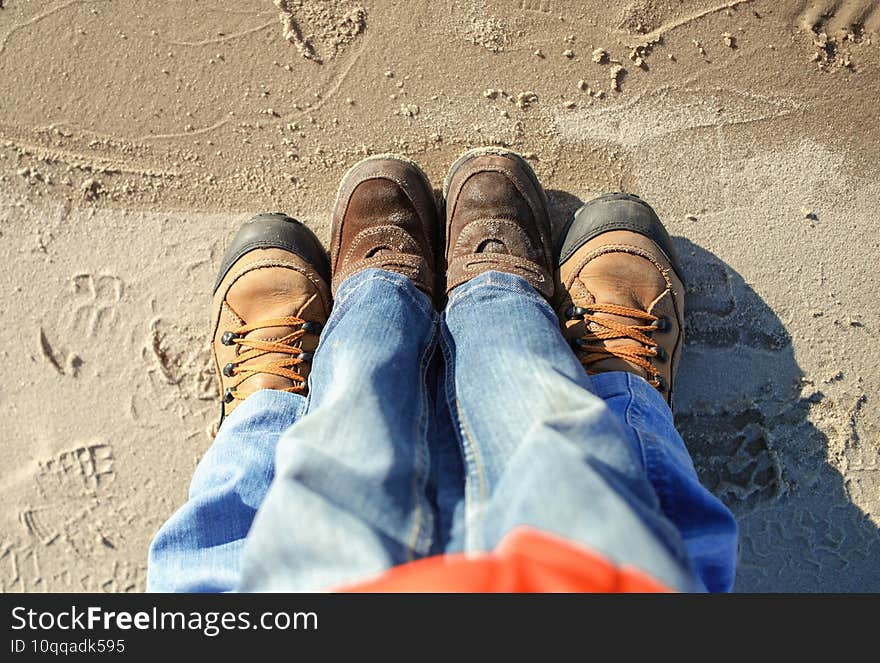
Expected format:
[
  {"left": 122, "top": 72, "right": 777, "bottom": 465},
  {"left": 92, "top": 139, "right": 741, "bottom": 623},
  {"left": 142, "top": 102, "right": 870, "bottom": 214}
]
[{"left": 148, "top": 269, "right": 737, "bottom": 592}]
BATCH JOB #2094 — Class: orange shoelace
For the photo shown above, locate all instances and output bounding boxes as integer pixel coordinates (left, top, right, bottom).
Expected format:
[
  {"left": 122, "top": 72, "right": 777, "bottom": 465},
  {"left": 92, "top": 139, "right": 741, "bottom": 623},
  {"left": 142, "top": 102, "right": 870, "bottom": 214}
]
[
  {"left": 568, "top": 302, "right": 666, "bottom": 390},
  {"left": 221, "top": 316, "right": 318, "bottom": 402}
]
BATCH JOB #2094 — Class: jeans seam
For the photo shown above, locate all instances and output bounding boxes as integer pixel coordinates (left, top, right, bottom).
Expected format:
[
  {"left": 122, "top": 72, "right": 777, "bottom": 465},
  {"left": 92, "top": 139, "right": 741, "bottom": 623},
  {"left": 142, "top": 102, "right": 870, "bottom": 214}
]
[
  {"left": 623, "top": 374, "right": 648, "bottom": 472},
  {"left": 625, "top": 375, "right": 693, "bottom": 572},
  {"left": 455, "top": 398, "right": 486, "bottom": 550},
  {"left": 405, "top": 316, "right": 438, "bottom": 560},
  {"left": 439, "top": 324, "right": 487, "bottom": 551},
  {"left": 633, "top": 375, "right": 672, "bottom": 514}
]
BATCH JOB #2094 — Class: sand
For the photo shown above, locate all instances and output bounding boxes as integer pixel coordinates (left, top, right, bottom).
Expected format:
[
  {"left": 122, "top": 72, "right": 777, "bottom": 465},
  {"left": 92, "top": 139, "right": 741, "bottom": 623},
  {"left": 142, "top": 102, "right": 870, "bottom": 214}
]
[{"left": 0, "top": 0, "right": 878, "bottom": 592}]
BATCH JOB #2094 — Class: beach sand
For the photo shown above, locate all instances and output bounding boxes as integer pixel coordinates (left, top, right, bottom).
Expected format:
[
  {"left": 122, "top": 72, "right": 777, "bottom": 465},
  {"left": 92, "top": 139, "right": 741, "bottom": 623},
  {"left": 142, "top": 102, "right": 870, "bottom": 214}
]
[{"left": 0, "top": 0, "right": 878, "bottom": 591}]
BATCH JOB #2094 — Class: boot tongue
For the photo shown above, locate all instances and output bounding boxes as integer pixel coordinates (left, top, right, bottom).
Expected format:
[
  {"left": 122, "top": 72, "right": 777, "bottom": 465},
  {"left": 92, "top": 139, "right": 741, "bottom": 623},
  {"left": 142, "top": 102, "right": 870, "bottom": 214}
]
[
  {"left": 585, "top": 304, "right": 649, "bottom": 377},
  {"left": 226, "top": 270, "right": 319, "bottom": 393},
  {"left": 579, "top": 252, "right": 664, "bottom": 378},
  {"left": 239, "top": 326, "right": 302, "bottom": 393}
]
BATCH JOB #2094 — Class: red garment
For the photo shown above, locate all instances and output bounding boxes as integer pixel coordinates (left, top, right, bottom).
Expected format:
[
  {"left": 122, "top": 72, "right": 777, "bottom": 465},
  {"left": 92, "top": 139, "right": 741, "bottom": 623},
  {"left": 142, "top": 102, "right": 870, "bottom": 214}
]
[{"left": 343, "top": 527, "right": 671, "bottom": 593}]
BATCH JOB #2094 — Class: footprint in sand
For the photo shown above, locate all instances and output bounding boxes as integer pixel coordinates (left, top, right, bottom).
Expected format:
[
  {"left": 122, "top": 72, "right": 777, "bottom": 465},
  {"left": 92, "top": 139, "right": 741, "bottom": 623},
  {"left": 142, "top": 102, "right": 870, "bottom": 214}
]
[
  {"left": 672, "top": 241, "right": 796, "bottom": 516},
  {"left": 677, "top": 407, "right": 784, "bottom": 510},
  {"left": 34, "top": 443, "right": 115, "bottom": 499},
  {"left": 69, "top": 273, "right": 125, "bottom": 339},
  {"left": 797, "top": 0, "right": 880, "bottom": 37},
  {"left": 0, "top": 442, "right": 137, "bottom": 592},
  {"left": 682, "top": 240, "right": 789, "bottom": 352},
  {"left": 141, "top": 317, "right": 217, "bottom": 413},
  {"left": 519, "top": 0, "right": 553, "bottom": 13}
]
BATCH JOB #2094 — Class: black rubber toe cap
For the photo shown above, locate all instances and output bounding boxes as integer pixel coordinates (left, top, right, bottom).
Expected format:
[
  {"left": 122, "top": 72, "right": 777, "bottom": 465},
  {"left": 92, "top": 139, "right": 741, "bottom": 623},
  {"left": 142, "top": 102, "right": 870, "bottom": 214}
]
[
  {"left": 558, "top": 193, "right": 683, "bottom": 282},
  {"left": 213, "top": 213, "right": 331, "bottom": 294}
]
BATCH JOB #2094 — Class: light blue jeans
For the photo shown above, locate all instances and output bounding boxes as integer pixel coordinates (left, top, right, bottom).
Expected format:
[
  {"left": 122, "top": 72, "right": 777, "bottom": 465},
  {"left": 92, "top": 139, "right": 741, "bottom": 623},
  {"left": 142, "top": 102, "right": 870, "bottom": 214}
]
[{"left": 148, "top": 269, "right": 737, "bottom": 592}]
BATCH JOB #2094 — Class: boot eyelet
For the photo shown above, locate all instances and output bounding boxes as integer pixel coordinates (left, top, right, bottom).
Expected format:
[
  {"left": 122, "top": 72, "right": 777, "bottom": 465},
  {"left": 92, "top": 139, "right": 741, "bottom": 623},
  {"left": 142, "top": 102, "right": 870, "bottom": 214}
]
[
  {"left": 223, "top": 387, "right": 235, "bottom": 403},
  {"left": 651, "top": 317, "right": 670, "bottom": 332},
  {"left": 653, "top": 346, "right": 667, "bottom": 362},
  {"left": 566, "top": 306, "right": 587, "bottom": 320},
  {"left": 655, "top": 376, "right": 667, "bottom": 392},
  {"left": 223, "top": 363, "right": 236, "bottom": 377},
  {"left": 570, "top": 337, "right": 587, "bottom": 349},
  {"left": 221, "top": 330, "right": 240, "bottom": 345},
  {"left": 297, "top": 351, "right": 314, "bottom": 362},
  {"left": 302, "top": 321, "right": 323, "bottom": 334}
]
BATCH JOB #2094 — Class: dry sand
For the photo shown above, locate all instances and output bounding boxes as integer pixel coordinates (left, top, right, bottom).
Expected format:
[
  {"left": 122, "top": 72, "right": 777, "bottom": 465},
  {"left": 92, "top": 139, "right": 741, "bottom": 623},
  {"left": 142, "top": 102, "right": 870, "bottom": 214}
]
[{"left": 0, "top": 0, "right": 878, "bottom": 592}]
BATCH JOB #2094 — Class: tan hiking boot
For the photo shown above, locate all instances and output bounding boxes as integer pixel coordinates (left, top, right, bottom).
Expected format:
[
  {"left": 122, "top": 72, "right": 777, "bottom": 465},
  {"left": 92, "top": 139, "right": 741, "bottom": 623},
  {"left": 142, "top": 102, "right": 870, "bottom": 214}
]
[
  {"left": 329, "top": 154, "right": 439, "bottom": 299},
  {"left": 443, "top": 148, "right": 555, "bottom": 299},
  {"left": 212, "top": 213, "right": 331, "bottom": 421},
  {"left": 555, "top": 193, "right": 685, "bottom": 406}
]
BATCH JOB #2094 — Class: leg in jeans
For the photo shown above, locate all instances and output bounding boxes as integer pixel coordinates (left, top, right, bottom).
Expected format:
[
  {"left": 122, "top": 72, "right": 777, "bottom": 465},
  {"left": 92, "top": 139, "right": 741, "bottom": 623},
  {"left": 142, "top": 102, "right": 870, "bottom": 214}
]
[
  {"left": 427, "top": 354, "right": 467, "bottom": 555},
  {"left": 148, "top": 212, "right": 333, "bottom": 592},
  {"left": 440, "top": 150, "right": 736, "bottom": 592},
  {"left": 441, "top": 272, "right": 693, "bottom": 590},
  {"left": 553, "top": 193, "right": 739, "bottom": 590},
  {"left": 147, "top": 391, "right": 303, "bottom": 592},
  {"left": 589, "top": 371, "right": 738, "bottom": 591},
  {"left": 441, "top": 271, "right": 736, "bottom": 592},
  {"left": 239, "top": 270, "right": 437, "bottom": 591},
  {"left": 240, "top": 155, "right": 443, "bottom": 590}
]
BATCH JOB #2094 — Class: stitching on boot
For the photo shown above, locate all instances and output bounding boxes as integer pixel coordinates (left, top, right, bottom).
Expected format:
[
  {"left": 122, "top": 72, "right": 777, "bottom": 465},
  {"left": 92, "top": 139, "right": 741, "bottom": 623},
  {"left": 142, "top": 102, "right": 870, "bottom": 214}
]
[
  {"left": 564, "top": 243, "right": 673, "bottom": 291},
  {"left": 341, "top": 225, "right": 422, "bottom": 265},
  {"left": 219, "top": 258, "right": 328, "bottom": 303},
  {"left": 451, "top": 217, "right": 536, "bottom": 254}
]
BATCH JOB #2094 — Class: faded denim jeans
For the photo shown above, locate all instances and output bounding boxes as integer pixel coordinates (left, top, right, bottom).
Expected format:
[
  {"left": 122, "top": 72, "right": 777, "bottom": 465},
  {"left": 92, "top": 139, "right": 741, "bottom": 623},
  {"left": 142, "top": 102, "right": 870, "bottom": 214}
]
[{"left": 148, "top": 269, "right": 737, "bottom": 592}]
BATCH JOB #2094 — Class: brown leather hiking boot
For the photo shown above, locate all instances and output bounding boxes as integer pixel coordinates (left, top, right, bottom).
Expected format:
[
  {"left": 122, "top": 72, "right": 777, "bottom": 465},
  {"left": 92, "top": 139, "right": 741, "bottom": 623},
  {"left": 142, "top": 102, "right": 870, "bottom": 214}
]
[
  {"left": 555, "top": 193, "right": 685, "bottom": 406},
  {"left": 443, "top": 148, "right": 555, "bottom": 299},
  {"left": 330, "top": 154, "right": 438, "bottom": 299},
  {"left": 211, "top": 213, "right": 331, "bottom": 421}
]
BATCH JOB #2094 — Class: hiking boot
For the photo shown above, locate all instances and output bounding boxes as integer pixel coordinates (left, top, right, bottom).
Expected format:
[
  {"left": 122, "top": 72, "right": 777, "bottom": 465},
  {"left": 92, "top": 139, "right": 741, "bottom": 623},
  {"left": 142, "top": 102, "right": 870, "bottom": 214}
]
[
  {"left": 330, "top": 154, "right": 439, "bottom": 299},
  {"left": 212, "top": 213, "right": 331, "bottom": 421},
  {"left": 443, "top": 148, "right": 554, "bottom": 299},
  {"left": 556, "top": 193, "right": 685, "bottom": 406}
]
